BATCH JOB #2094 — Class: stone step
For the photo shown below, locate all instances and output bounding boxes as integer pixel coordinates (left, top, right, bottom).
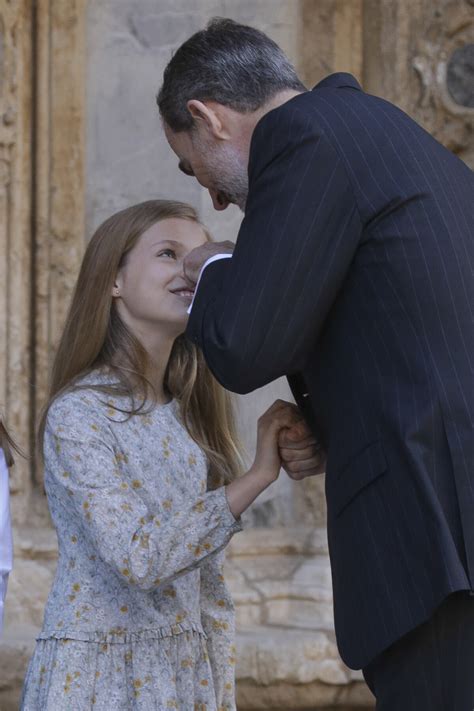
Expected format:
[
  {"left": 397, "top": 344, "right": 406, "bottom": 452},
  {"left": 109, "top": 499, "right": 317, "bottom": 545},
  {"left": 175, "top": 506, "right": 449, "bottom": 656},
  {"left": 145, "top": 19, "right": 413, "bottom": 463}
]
[
  {"left": 13, "top": 527, "right": 58, "bottom": 561},
  {"left": 236, "top": 626, "right": 374, "bottom": 710},
  {"left": 227, "top": 526, "right": 329, "bottom": 558},
  {"left": 226, "top": 535, "right": 335, "bottom": 631},
  {"left": 0, "top": 624, "right": 37, "bottom": 711}
]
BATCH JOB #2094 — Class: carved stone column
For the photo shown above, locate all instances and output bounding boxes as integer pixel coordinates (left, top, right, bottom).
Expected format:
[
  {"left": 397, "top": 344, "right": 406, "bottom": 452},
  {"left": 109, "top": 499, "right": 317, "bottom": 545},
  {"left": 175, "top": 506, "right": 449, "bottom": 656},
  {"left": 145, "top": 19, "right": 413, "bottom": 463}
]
[
  {"left": 299, "top": 0, "right": 363, "bottom": 86},
  {"left": 0, "top": 1, "right": 34, "bottom": 513},
  {"left": 0, "top": 2, "right": 86, "bottom": 708},
  {"left": 33, "top": 0, "right": 87, "bottom": 487},
  {"left": 0, "top": 0, "right": 86, "bottom": 516}
]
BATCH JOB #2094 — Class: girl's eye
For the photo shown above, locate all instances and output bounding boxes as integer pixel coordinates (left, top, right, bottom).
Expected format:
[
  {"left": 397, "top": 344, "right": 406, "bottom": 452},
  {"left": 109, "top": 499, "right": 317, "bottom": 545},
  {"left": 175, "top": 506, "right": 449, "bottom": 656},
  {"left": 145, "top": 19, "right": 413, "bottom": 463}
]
[{"left": 157, "top": 249, "right": 176, "bottom": 259}]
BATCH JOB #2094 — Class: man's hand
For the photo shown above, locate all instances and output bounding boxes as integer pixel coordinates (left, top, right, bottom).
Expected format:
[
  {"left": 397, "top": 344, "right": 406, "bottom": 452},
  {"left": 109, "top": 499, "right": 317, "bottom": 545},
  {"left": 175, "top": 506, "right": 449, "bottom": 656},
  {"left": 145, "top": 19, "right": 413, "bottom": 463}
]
[
  {"left": 183, "top": 241, "right": 234, "bottom": 285},
  {"left": 279, "top": 415, "right": 326, "bottom": 480}
]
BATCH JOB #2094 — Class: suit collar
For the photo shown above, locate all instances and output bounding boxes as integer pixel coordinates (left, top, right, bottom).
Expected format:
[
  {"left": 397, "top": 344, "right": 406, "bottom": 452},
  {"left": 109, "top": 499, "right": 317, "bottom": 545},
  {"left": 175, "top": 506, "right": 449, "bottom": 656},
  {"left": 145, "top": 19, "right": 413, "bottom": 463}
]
[{"left": 313, "top": 72, "right": 362, "bottom": 91}]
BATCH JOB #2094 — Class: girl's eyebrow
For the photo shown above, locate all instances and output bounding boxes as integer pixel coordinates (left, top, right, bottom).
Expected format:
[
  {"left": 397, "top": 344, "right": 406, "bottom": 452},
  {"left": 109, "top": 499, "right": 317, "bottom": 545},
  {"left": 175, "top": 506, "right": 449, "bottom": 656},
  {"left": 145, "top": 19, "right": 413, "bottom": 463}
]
[{"left": 150, "top": 240, "right": 183, "bottom": 249}]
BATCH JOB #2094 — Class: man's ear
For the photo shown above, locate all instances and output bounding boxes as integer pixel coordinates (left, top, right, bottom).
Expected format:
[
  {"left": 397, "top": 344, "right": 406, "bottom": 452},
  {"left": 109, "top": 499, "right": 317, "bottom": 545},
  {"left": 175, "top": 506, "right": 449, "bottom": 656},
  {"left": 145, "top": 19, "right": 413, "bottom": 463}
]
[{"left": 186, "top": 100, "right": 229, "bottom": 140}]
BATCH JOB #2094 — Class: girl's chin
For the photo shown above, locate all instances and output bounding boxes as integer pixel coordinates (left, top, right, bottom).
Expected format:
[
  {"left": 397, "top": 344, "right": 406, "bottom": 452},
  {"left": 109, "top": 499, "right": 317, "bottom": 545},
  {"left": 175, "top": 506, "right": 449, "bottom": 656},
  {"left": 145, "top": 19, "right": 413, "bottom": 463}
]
[
  {"left": 147, "top": 312, "right": 189, "bottom": 334},
  {"left": 168, "top": 312, "right": 190, "bottom": 333}
]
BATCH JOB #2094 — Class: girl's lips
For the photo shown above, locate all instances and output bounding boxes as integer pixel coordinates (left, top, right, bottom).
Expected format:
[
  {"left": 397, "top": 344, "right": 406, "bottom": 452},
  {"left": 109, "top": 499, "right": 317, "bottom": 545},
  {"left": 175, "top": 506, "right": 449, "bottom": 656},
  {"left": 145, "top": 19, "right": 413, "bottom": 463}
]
[{"left": 171, "top": 289, "right": 195, "bottom": 301}]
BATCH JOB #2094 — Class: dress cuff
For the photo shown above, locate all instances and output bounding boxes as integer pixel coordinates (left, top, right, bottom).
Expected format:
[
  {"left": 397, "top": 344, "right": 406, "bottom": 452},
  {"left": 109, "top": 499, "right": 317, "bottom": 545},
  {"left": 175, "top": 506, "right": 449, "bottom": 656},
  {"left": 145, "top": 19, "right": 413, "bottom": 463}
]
[{"left": 217, "top": 485, "right": 243, "bottom": 533}]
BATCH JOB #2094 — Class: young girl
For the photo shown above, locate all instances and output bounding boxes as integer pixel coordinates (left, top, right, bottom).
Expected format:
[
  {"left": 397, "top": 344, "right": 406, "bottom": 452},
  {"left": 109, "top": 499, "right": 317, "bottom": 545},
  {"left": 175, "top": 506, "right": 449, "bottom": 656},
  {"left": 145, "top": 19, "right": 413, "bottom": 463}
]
[
  {"left": 20, "top": 200, "right": 301, "bottom": 710},
  {"left": 0, "top": 420, "right": 15, "bottom": 637}
]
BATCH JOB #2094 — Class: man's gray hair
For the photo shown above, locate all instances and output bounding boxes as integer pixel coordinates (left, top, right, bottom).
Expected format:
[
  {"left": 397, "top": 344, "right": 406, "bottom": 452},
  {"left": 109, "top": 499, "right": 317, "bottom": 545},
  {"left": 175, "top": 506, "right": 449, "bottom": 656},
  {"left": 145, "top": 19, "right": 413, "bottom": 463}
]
[{"left": 157, "top": 18, "right": 306, "bottom": 132}]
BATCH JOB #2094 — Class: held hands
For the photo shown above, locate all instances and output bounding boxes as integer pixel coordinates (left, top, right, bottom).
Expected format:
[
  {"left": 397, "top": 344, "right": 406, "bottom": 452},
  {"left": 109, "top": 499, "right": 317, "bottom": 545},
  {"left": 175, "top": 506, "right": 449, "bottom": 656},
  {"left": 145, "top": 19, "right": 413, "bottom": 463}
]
[
  {"left": 183, "top": 241, "right": 234, "bottom": 286},
  {"left": 252, "top": 400, "right": 326, "bottom": 485},
  {"left": 279, "top": 416, "right": 326, "bottom": 480},
  {"left": 225, "top": 400, "right": 325, "bottom": 520}
]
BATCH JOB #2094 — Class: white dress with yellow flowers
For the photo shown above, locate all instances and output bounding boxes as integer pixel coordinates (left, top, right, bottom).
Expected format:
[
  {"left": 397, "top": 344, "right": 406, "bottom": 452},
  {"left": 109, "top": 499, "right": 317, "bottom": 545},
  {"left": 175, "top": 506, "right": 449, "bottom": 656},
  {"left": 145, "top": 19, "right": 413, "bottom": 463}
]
[{"left": 20, "top": 371, "right": 242, "bottom": 711}]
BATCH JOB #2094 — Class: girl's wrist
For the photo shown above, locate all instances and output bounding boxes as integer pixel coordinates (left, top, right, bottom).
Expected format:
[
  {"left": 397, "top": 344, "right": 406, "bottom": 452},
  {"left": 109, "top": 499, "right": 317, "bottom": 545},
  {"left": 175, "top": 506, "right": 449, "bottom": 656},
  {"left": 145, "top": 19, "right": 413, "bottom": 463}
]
[
  {"left": 225, "top": 459, "right": 280, "bottom": 519},
  {"left": 249, "top": 462, "right": 278, "bottom": 486}
]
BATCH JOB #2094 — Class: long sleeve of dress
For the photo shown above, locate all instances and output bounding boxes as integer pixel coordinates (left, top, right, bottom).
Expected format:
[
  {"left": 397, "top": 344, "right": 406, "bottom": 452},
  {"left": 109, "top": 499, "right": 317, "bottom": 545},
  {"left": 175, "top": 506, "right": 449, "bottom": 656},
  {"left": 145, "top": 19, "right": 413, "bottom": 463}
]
[
  {"left": 44, "top": 395, "right": 242, "bottom": 592},
  {"left": 199, "top": 550, "right": 237, "bottom": 711}
]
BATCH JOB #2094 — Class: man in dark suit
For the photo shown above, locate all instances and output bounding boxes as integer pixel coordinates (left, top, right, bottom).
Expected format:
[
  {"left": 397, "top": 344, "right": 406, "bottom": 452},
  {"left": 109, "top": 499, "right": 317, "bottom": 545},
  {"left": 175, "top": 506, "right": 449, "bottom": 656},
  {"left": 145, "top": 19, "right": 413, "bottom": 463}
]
[{"left": 158, "top": 18, "right": 474, "bottom": 709}]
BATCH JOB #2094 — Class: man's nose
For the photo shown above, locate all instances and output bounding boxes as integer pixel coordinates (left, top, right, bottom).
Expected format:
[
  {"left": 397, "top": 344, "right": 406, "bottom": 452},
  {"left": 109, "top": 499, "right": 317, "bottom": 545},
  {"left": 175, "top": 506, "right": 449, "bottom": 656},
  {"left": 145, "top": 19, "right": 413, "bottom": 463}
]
[{"left": 209, "top": 189, "right": 229, "bottom": 211}]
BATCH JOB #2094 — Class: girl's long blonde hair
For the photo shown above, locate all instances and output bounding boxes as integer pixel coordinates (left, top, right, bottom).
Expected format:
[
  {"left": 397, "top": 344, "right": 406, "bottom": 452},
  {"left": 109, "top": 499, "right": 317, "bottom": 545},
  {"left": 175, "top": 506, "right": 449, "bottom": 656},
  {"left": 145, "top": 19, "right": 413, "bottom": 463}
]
[{"left": 39, "top": 200, "right": 242, "bottom": 489}]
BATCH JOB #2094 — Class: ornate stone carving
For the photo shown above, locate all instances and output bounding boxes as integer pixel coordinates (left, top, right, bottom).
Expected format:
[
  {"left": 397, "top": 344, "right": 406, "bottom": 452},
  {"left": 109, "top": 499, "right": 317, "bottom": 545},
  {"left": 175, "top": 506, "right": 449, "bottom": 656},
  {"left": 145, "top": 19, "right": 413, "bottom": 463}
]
[
  {"left": 412, "top": 0, "right": 474, "bottom": 161},
  {"left": 447, "top": 42, "right": 474, "bottom": 107},
  {"left": 0, "top": 2, "right": 33, "bottom": 502}
]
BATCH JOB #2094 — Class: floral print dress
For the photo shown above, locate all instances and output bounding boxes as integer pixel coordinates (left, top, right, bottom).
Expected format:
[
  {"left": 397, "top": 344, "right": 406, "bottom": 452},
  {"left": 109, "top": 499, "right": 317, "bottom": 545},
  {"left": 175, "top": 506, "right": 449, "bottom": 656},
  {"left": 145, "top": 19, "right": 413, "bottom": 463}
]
[{"left": 20, "top": 371, "right": 242, "bottom": 710}]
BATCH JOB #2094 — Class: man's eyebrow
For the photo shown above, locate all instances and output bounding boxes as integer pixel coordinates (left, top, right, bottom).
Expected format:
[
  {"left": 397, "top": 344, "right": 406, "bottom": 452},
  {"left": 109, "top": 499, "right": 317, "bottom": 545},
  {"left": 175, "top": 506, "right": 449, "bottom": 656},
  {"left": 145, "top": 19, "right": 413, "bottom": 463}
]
[{"left": 179, "top": 161, "right": 194, "bottom": 177}]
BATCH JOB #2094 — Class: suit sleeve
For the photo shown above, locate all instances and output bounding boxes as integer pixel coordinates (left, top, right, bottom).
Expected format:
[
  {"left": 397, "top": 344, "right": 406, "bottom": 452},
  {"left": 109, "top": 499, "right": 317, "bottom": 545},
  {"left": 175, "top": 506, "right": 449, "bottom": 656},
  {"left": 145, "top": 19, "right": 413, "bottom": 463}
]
[{"left": 186, "top": 104, "right": 362, "bottom": 394}]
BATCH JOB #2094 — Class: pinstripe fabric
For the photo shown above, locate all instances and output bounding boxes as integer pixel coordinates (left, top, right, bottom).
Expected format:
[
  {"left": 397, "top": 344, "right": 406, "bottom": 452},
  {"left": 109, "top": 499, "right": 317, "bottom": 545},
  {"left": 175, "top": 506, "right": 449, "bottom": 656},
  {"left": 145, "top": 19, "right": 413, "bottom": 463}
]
[
  {"left": 186, "top": 73, "right": 474, "bottom": 670},
  {"left": 363, "top": 592, "right": 474, "bottom": 710}
]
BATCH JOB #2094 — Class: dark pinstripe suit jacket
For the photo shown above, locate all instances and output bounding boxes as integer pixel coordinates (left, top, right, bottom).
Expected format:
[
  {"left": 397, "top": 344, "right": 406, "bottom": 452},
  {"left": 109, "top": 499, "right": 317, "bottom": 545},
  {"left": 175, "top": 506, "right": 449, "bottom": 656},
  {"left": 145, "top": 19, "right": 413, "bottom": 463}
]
[{"left": 187, "top": 73, "right": 474, "bottom": 669}]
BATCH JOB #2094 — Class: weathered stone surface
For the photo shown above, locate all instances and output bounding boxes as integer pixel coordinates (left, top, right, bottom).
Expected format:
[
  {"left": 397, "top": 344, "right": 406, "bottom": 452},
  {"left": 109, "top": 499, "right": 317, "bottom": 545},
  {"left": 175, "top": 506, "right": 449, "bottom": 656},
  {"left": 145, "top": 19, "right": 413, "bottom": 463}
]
[
  {"left": 0, "top": 625, "right": 36, "bottom": 695},
  {"left": 263, "top": 596, "right": 335, "bottom": 630},
  {"left": 235, "top": 627, "right": 373, "bottom": 710},
  {"left": 14, "top": 525, "right": 58, "bottom": 561},
  {"left": 0, "top": 0, "right": 34, "bottom": 507},
  {"left": 34, "top": 0, "right": 87, "bottom": 485},
  {"left": 227, "top": 526, "right": 329, "bottom": 558},
  {"left": 447, "top": 43, "right": 474, "bottom": 108},
  {"left": 224, "top": 563, "right": 263, "bottom": 627},
  {"left": 2, "top": 1, "right": 464, "bottom": 710},
  {"left": 4, "top": 560, "right": 55, "bottom": 628},
  {"left": 299, "top": 0, "right": 363, "bottom": 88}
]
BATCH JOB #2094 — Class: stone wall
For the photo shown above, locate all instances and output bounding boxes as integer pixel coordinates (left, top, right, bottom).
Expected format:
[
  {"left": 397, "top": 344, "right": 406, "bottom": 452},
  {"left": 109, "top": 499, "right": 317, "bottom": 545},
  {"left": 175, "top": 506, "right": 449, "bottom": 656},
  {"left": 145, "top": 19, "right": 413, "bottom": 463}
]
[
  {"left": 0, "top": 0, "right": 34, "bottom": 515},
  {"left": 1, "top": 1, "right": 472, "bottom": 709}
]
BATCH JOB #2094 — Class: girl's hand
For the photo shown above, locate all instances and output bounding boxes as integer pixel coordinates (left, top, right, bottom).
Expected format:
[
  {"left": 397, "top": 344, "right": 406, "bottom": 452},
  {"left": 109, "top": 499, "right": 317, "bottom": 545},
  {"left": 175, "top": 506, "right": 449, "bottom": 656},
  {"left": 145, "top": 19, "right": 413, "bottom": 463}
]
[
  {"left": 225, "top": 401, "right": 303, "bottom": 520},
  {"left": 251, "top": 400, "right": 303, "bottom": 484}
]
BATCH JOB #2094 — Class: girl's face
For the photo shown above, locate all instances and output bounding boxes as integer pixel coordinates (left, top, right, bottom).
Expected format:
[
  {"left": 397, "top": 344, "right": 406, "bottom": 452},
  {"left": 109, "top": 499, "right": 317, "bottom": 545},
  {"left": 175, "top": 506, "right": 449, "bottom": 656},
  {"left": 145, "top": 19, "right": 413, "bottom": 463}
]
[{"left": 114, "top": 218, "right": 208, "bottom": 338}]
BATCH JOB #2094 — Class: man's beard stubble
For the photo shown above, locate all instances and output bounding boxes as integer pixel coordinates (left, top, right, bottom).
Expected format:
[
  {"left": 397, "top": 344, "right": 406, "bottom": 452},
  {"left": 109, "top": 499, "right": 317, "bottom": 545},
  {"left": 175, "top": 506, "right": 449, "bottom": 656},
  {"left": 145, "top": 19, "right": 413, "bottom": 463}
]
[
  {"left": 215, "top": 149, "right": 248, "bottom": 212},
  {"left": 196, "top": 138, "right": 249, "bottom": 212}
]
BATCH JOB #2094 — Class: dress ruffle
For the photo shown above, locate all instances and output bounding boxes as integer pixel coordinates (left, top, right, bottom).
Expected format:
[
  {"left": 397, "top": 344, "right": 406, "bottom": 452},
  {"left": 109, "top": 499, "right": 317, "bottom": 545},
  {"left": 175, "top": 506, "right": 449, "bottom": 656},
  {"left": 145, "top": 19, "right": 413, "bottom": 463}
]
[
  {"left": 36, "top": 620, "right": 207, "bottom": 644},
  {"left": 21, "top": 626, "right": 228, "bottom": 710}
]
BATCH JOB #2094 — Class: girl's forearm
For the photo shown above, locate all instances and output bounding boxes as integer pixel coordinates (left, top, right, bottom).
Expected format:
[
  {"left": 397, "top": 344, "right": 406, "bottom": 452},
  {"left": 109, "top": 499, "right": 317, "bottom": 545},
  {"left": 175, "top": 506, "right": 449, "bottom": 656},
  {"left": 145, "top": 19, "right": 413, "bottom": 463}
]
[{"left": 225, "top": 465, "right": 275, "bottom": 519}]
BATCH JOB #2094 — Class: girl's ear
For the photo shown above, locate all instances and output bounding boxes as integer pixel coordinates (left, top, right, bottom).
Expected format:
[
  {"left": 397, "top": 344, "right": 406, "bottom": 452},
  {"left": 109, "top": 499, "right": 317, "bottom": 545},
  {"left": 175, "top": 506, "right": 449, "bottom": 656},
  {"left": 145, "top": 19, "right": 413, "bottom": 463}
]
[{"left": 112, "top": 272, "right": 123, "bottom": 298}]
